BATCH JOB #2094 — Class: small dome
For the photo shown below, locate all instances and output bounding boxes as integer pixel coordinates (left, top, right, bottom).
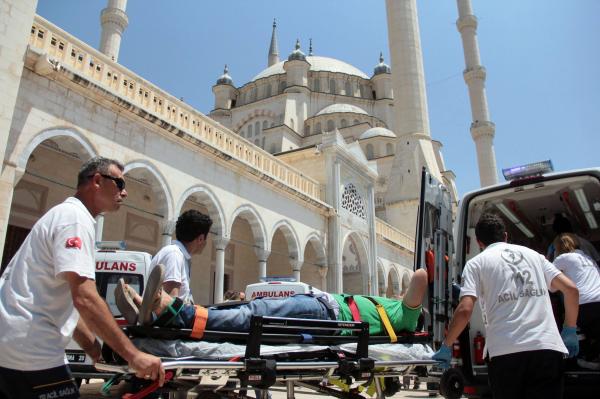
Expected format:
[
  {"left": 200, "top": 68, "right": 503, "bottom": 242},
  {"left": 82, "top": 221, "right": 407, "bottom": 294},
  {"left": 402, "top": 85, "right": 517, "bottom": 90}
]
[
  {"left": 216, "top": 65, "right": 233, "bottom": 85},
  {"left": 287, "top": 39, "right": 307, "bottom": 62},
  {"left": 316, "top": 103, "right": 369, "bottom": 116},
  {"left": 373, "top": 52, "right": 391, "bottom": 76},
  {"left": 359, "top": 127, "right": 396, "bottom": 140}
]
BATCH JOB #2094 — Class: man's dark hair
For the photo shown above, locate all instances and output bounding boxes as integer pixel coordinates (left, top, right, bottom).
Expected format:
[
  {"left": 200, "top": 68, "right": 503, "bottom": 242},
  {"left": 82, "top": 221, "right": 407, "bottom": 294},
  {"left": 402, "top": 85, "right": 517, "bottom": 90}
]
[
  {"left": 552, "top": 213, "right": 573, "bottom": 234},
  {"left": 176, "top": 210, "right": 213, "bottom": 242},
  {"left": 77, "top": 156, "right": 124, "bottom": 187},
  {"left": 475, "top": 212, "right": 506, "bottom": 246}
]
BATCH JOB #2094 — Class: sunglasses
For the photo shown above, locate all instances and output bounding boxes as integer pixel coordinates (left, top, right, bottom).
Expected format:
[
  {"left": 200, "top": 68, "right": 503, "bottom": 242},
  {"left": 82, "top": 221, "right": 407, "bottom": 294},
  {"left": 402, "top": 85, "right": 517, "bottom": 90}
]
[{"left": 89, "top": 173, "right": 126, "bottom": 191}]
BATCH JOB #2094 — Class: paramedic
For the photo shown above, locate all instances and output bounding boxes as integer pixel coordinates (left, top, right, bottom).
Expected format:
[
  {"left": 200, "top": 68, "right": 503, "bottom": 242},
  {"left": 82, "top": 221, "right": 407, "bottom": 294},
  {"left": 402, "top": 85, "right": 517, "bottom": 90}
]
[
  {"left": 150, "top": 209, "right": 212, "bottom": 304},
  {"left": 0, "top": 157, "right": 164, "bottom": 399},
  {"left": 117, "top": 265, "right": 428, "bottom": 337},
  {"left": 432, "top": 212, "right": 579, "bottom": 399},
  {"left": 553, "top": 233, "right": 600, "bottom": 362},
  {"left": 547, "top": 213, "right": 600, "bottom": 263}
]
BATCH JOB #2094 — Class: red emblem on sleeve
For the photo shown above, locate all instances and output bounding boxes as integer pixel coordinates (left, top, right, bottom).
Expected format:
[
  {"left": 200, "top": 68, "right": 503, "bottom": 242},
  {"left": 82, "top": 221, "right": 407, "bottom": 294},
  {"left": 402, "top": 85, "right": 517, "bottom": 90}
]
[{"left": 65, "top": 237, "right": 82, "bottom": 249}]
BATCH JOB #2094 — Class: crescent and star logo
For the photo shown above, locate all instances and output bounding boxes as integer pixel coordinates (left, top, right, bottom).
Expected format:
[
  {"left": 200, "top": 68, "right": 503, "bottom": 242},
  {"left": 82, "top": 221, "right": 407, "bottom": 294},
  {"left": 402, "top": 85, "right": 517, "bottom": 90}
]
[{"left": 65, "top": 237, "right": 82, "bottom": 249}]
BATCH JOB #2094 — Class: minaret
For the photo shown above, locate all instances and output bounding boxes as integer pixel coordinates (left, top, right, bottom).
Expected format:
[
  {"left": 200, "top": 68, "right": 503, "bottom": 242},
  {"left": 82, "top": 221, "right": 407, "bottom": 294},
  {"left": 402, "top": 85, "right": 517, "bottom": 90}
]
[
  {"left": 268, "top": 19, "right": 279, "bottom": 67},
  {"left": 383, "top": 0, "right": 442, "bottom": 235},
  {"left": 456, "top": 0, "right": 498, "bottom": 186},
  {"left": 99, "top": 0, "right": 129, "bottom": 62}
]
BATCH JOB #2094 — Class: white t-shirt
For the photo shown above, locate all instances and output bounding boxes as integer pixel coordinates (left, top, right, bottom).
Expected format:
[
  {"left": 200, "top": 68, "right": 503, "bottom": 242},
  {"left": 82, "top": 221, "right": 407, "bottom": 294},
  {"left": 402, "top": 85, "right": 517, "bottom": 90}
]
[
  {"left": 150, "top": 240, "right": 193, "bottom": 304},
  {"left": 554, "top": 250, "right": 600, "bottom": 305},
  {"left": 460, "top": 242, "right": 567, "bottom": 358},
  {"left": 0, "top": 197, "right": 96, "bottom": 370}
]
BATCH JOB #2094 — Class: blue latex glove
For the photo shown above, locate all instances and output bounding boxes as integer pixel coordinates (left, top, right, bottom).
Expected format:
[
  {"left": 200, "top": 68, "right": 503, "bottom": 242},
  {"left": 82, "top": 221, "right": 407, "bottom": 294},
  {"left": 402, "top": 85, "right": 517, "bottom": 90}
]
[
  {"left": 561, "top": 326, "right": 579, "bottom": 358},
  {"left": 432, "top": 343, "right": 452, "bottom": 369}
]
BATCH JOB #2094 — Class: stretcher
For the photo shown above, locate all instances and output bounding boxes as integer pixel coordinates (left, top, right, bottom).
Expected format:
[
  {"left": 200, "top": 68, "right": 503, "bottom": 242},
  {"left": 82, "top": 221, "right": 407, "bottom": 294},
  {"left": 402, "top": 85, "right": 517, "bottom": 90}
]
[{"left": 95, "top": 315, "right": 439, "bottom": 399}]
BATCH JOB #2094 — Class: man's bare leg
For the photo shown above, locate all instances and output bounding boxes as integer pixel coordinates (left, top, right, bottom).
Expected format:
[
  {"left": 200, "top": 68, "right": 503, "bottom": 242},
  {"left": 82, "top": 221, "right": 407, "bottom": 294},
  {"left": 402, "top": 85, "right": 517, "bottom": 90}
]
[{"left": 402, "top": 268, "right": 428, "bottom": 308}]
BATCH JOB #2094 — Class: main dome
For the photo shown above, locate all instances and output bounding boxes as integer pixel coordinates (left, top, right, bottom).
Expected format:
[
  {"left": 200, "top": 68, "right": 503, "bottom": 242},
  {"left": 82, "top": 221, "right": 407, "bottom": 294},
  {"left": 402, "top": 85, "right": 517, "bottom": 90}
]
[{"left": 251, "top": 55, "right": 369, "bottom": 81}]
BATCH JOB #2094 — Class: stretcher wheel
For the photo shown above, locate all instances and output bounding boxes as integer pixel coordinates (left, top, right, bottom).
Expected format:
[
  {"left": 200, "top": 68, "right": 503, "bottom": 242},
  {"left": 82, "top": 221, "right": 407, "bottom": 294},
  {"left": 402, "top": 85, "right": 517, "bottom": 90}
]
[
  {"left": 382, "top": 377, "right": 401, "bottom": 396},
  {"left": 439, "top": 368, "right": 464, "bottom": 399}
]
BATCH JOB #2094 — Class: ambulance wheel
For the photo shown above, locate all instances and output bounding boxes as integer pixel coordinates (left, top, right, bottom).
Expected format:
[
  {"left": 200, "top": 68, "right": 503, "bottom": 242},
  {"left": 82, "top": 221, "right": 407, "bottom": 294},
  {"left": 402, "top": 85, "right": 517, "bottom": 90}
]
[{"left": 440, "top": 368, "right": 464, "bottom": 399}]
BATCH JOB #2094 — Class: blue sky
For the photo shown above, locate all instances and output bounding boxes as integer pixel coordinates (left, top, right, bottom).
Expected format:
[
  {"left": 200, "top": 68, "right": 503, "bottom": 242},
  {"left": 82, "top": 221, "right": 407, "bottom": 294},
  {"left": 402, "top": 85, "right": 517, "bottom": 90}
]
[{"left": 36, "top": 0, "right": 599, "bottom": 196}]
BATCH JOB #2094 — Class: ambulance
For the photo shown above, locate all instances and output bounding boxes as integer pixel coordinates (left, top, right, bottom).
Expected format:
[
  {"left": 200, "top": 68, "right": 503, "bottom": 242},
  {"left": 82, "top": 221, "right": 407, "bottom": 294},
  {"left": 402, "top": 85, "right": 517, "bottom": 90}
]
[
  {"left": 65, "top": 242, "right": 152, "bottom": 384},
  {"left": 244, "top": 278, "right": 317, "bottom": 301},
  {"left": 418, "top": 162, "right": 600, "bottom": 398}
]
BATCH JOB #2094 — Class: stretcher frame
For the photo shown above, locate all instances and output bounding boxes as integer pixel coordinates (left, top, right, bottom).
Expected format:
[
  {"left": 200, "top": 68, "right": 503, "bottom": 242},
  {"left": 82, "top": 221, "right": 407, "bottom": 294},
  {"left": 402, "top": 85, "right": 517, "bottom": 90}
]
[{"left": 95, "top": 315, "right": 439, "bottom": 399}]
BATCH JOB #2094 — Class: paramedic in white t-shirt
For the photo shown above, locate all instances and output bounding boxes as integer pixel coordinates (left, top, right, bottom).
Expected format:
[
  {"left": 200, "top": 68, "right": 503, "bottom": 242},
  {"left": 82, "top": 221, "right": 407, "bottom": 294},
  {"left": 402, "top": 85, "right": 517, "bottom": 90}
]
[
  {"left": 150, "top": 209, "right": 212, "bottom": 304},
  {"left": 0, "top": 157, "right": 164, "bottom": 399},
  {"left": 432, "top": 212, "right": 579, "bottom": 399}
]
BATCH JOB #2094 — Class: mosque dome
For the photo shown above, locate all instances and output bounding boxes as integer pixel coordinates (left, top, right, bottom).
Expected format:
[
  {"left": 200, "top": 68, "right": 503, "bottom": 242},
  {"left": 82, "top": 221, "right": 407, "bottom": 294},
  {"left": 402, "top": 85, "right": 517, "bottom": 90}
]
[
  {"left": 216, "top": 65, "right": 233, "bottom": 85},
  {"left": 287, "top": 39, "right": 307, "bottom": 62},
  {"left": 373, "top": 53, "right": 391, "bottom": 76},
  {"left": 252, "top": 55, "right": 369, "bottom": 81},
  {"left": 359, "top": 127, "right": 396, "bottom": 140},
  {"left": 316, "top": 103, "right": 369, "bottom": 116}
]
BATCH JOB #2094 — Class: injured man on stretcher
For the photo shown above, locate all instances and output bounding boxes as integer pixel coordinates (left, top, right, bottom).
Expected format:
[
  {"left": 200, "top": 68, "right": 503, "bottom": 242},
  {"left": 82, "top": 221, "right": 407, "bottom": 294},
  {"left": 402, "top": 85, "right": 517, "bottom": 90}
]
[{"left": 115, "top": 264, "right": 428, "bottom": 339}]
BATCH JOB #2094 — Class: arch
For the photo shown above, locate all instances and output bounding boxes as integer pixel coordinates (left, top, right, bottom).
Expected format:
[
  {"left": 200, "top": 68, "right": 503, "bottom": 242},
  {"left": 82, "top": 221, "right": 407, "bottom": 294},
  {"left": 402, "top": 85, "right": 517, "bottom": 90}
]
[
  {"left": 301, "top": 232, "right": 328, "bottom": 290},
  {"left": 401, "top": 269, "right": 411, "bottom": 294},
  {"left": 175, "top": 185, "right": 227, "bottom": 237},
  {"left": 270, "top": 220, "right": 301, "bottom": 262},
  {"left": 341, "top": 231, "right": 369, "bottom": 294},
  {"left": 229, "top": 204, "right": 268, "bottom": 251},
  {"left": 17, "top": 127, "right": 97, "bottom": 171},
  {"left": 326, "top": 119, "right": 335, "bottom": 132},
  {"left": 377, "top": 261, "right": 386, "bottom": 296},
  {"left": 124, "top": 159, "right": 174, "bottom": 221},
  {"left": 315, "top": 122, "right": 322, "bottom": 133},
  {"left": 386, "top": 142, "right": 394, "bottom": 156},
  {"left": 386, "top": 266, "right": 401, "bottom": 298},
  {"left": 365, "top": 143, "right": 374, "bottom": 159},
  {"left": 302, "top": 232, "right": 327, "bottom": 266}
]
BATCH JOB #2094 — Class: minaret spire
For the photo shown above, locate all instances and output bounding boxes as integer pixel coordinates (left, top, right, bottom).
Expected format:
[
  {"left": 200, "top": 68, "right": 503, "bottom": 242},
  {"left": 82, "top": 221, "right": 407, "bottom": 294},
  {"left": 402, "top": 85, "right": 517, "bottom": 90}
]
[
  {"left": 308, "top": 38, "right": 313, "bottom": 56},
  {"left": 99, "top": 0, "right": 129, "bottom": 62},
  {"left": 456, "top": 0, "right": 498, "bottom": 186},
  {"left": 268, "top": 18, "right": 280, "bottom": 67}
]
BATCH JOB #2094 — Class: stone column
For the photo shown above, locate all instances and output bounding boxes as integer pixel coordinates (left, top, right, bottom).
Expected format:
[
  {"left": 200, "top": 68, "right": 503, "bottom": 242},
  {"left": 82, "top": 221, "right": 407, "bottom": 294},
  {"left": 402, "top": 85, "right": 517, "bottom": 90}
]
[
  {"left": 366, "top": 184, "right": 379, "bottom": 295},
  {"left": 290, "top": 259, "right": 302, "bottom": 282},
  {"left": 161, "top": 219, "right": 176, "bottom": 247},
  {"left": 317, "top": 265, "right": 328, "bottom": 291},
  {"left": 327, "top": 159, "right": 343, "bottom": 293},
  {"left": 213, "top": 236, "right": 229, "bottom": 304},
  {"left": 255, "top": 248, "right": 270, "bottom": 281}
]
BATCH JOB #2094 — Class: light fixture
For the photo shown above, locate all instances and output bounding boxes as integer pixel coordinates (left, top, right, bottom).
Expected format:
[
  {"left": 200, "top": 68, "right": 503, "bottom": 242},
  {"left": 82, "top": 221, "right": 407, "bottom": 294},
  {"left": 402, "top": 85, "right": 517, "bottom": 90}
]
[
  {"left": 574, "top": 188, "right": 598, "bottom": 229},
  {"left": 495, "top": 203, "right": 535, "bottom": 238}
]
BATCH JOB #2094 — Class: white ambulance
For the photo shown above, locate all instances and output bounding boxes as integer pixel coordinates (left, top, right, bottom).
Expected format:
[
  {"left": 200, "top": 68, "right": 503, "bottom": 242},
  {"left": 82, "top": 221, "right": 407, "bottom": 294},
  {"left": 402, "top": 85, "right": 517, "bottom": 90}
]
[
  {"left": 419, "top": 162, "right": 600, "bottom": 398},
  {"left": 244, "top": 278, "right": 317, "bottom": 300},
  {"left": 65, "top": 242, "right": 151, "bottom": 384}
]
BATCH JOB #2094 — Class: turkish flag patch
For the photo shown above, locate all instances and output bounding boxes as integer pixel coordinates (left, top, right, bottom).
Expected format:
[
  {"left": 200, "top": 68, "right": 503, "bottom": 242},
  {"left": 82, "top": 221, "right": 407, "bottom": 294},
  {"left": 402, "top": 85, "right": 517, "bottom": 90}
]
[{"left": 65, "top": 237, "right": 82, "bottom": 249}]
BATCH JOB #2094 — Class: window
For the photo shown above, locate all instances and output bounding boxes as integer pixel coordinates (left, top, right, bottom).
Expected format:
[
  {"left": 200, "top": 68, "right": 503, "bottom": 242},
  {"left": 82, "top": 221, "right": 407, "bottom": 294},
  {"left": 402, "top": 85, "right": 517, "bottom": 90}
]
[
  {"left": 359, "top": 85, "right": 366, "bottom": 98},
  {"left": 315, "top": 122, "right": 322, "bottom": 133},
  {"left": 279, "top": 81, "right": 286, "bottom": 93},
  {"left": 247, "top": 124, "right": 253, "bottom": 136},
  {"left": 251, "top": 88, "right": 257, "bottom": 102},
  {"left": 266, "top": 84, "right": 272, "bottom": 97},
  {"left": 262, "top": 120, "right": 268, "bottom": 130},
  {"left": 255, "top": 121, "right": 261, "bottom": 135},
  {"left": 341, "top": 119, "right": 348, "bottom": 128},
  {"left": 341, "top": 183, "right": 366, "bottom": 220},
  {"left": 329, "top": 79, "right": 336, "bottom": 94},
  {"left": 304, "top": 125, "right": 311, "bottom": 135},
  {"left": 327, "top": 119, "right": 335, "bottom": 132},
  {"left": 345, "top": 81, "right": 352, "bottom": 96},
  {"left": 386, "top": 143, "right": 394, "bottom": 155},
  {"left": 314, "top": 78, "right": 320, "bottom": 92},
  {"left": 366, "top": 144, "right": 374, "bottom": 159},
  {"left": 353, "top": 119, "right": 359, "bottom": 125}
]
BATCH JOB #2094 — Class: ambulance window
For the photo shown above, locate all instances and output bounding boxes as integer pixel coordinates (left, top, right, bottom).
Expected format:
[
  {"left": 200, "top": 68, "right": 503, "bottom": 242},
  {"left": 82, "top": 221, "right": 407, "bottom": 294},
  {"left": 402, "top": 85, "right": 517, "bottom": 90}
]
[{"left": 96, "top": 273, "right": 143, "bottom": 317}]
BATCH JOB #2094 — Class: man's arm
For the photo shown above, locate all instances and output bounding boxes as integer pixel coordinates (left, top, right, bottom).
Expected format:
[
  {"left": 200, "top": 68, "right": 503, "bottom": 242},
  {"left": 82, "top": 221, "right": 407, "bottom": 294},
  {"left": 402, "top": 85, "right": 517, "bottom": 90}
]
[
  {"left": 64, "top": 272, "right": 165, "bottom": 385},
  {"left": 443, "top": 295, "right": 476, "bottom": 346},
  {"left": 550, "top": 273, "right": 579, "bottom": 327},
  {"left": 73, "top": 317, "right": 101, "bottom": 362},
  {"left": 162, "top": 281, "right": 181, "bottom": 298}
]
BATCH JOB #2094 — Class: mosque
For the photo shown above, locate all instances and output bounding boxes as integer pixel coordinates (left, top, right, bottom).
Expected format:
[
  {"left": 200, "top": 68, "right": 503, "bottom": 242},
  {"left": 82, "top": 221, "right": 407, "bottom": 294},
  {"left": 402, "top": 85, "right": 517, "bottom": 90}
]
[{"left": 0, "top": 0, "right": 497, "bottom": 304}]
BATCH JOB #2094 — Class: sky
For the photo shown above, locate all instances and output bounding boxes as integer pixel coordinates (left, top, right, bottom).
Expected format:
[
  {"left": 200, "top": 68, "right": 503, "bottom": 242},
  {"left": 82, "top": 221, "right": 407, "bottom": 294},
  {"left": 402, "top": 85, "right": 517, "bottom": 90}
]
[{"left": 36, "top": 0, "right": 600, "bottom": 197}]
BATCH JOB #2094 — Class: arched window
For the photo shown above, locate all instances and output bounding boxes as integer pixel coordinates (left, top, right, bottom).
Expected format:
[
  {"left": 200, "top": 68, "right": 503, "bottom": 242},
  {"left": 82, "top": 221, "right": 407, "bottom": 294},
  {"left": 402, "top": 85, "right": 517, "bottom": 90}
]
[
  {"left": 345, "top": 81, "right": 352, "bottom": 96},
  {"left": 279, "top": 81, "right": 286, "bottom": 93},
  {"left": 247, "top": 124, "right": 253, "bottom": 136},
  {"left": 341, "top": 183, "right": 366, "bottom": 220},
  {"left": 304, "top": 125, "right": 311, "bottom": 135},
  {"left": 359, "top": 85, "right": 366, "bottom": 98},
  {"left": 262, "top": 120, "right": 268, "bottom": 130},
  {"left": 341, "top": 119, "right": 348, "bottom": 128},
  {"left": 271, "top": 122, "right": 275, "bottom": 127},
  {"left": 314, "top": 78, "right": 320, "bottom": 92},
  {"left": 251, "top": 88, "right": 257, "bottom": 102},
  {"left": 353, "top": 119, "right": 359, "bottom": 125},
  {"left": 386, "top": 143, "right": 394, "bottom": 155},
  {"left": 327, "top": 119, "right": 335, "bottom": 132},
  {"left": 255, "top": 121, "right": 261, "bottom": 134},
  {"left": 366, "top": 144, "right": 374, "bottom": 159},
  {"left": 315, "top": 122, "right": 322, "bottom": 133},
  {"left": 266, "top": 84, "right": 272, "bottom": 97},
  {"left": 329, "top": 79, "right": 336, "bottom": 94}
]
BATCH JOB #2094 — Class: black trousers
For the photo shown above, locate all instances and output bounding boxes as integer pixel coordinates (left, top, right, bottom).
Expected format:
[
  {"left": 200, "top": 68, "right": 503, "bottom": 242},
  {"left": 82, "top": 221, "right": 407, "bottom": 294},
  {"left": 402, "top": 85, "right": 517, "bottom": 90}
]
[
  {"left": 487, "top": 349, "right": 564, "bottom": 399},
  {"left": 0, "top": 364, "right": 79, "bottom": 399}
]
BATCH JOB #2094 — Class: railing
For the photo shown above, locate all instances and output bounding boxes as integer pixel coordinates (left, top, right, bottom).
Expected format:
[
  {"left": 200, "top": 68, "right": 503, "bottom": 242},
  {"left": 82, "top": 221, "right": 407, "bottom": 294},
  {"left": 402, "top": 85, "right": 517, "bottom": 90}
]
[
  {"left": 28, "top": 16, "right": 323, "bottom": 202},
  {"left": 376, "top": 218, "right": 415, "bottom": 252}
]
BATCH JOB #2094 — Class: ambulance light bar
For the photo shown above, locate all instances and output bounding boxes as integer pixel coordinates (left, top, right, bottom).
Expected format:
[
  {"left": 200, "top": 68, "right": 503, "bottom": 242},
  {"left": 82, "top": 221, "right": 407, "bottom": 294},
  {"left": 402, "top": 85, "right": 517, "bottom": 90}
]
[
  {"left": 259, "top": 276, "right": 297, "bottom": 282},
  {"left": 502, "top": 160, "right": 553, "bottom": 181},
  {"left": 96, "top": 241, "right": 126, "bottom": 250}
]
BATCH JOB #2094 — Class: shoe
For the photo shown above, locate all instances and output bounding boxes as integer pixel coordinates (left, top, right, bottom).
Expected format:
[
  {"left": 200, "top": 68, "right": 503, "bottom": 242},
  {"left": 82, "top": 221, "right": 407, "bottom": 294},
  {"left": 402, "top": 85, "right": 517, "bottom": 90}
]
[
  {"left": 139, "top": 264, "right": 165, "bottom": 326},
  {"left": 577, "top": 358, "right": 600, "bottom": 370},
  {"left": 115, "top": 278, "right": 139, "bottom": 325}
]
